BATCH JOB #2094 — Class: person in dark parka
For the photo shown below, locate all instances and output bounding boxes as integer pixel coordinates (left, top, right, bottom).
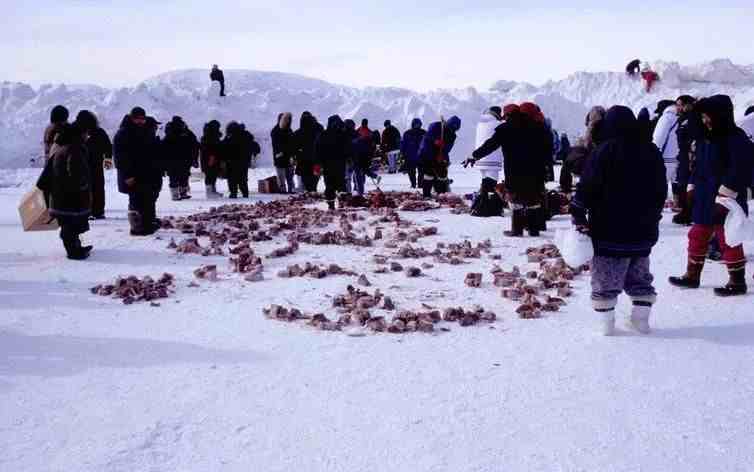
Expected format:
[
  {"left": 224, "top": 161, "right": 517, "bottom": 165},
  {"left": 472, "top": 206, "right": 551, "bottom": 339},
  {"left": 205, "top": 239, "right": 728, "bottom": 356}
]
[
  {"left": 472, "top": 107, "right": 546, "bottom": 237},
  {"left": 271, "top": 112, "right": 296, "bottom": 193},
  {"left": 382, "top": 120, "right": 402, "bottom": 173},
  {"left": 571, "top": 105, "right": 667, "bottom": 335},
  {"left": 210, "top": 65, "right": 226, "bottom": 97},
  {"left": 669, "top": 95, "right": 754, "bottom": 296},
  {"left": 44, "top": 105, "right": 69, "bottom": 161},
  {"left": 200, "top": 120, "right": 224, "bottom": 199},
  {"left": 221, "top": 121, "right": 251, "bottom": 198},
  {"left": 672, "top": 95, "right": 702, "bottom": 225},
  {"left": 419, "top": 116, "right": 461, "bottom": 198},
  {"left": 400, "top": 118, "right": 426, "bottom": 188},
  {"left": 293, "top": 111, "right": 323, "bottom": 192},
  {"left": 162, "top": 116, "right": 199, "bottom": 201},
  {"left": 626, "top": 59, "right": 641, "bottom": 77},
  {"left": 315, "top": 115, "right": 350, "bottom": 209},
  {"left": 37, "top": 122, "right": 93, "bottom": 259},
  {"left": 73, "top": 110, "right": 112, "bottom": 219},
  {"left": 343, "top": 119, "right": 359, "bottom": 194},
  {"left": 113, "top": 107, "right": 163, "bottom": 236}
]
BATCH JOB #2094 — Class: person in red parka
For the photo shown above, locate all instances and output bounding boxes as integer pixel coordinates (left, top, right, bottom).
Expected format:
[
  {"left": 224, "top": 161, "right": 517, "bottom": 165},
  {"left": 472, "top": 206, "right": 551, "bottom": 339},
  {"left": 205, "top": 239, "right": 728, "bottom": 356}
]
[{"left": 641, "top": 63, "right": 659, "bottom": 92}]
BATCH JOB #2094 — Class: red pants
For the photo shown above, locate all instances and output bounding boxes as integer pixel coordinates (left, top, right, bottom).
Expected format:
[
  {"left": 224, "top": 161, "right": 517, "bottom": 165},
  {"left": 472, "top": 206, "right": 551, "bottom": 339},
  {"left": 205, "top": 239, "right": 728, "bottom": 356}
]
[{"left": 688, "top": 224, "right": 745, "bottom": 269}]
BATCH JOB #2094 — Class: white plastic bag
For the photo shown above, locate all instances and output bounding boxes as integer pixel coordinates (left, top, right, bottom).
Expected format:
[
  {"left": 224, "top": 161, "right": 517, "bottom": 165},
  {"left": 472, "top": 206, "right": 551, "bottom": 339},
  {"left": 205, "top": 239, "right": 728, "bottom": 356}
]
[
  {"left": 717, "top": 197, "right": 754, "bottom": 247},
  {"left": 556, "top": 227, "right": 594, "bottom": 268}
]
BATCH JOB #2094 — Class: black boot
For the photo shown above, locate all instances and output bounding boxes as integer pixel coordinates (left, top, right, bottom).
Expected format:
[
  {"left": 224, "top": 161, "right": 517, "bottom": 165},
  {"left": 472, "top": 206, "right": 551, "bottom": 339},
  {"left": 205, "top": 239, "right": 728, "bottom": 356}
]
[
  {"left": 536, "top": 207, "right": 547, "bottom": 232},
  {"left": 714, "top": 268, "right": 748, "bottom": 297},
  {"left": 504, "top": 210, "right": 525, "bottom": 237},
  {"left": 327, "top": 200, "right": 336, "bottom": 211},
  {"left": 669, "top": 260, "right": 704, "bottom": 289},
  {"left": 422, "top": 181, "right": 433, "bottom": 199},
  {"left": 63, "top": 237, "right": 89, "bottom": 260},
  {"left": 128, "top": 211, "right": 150, "bottom": 236},
  {"left": 527, "top": 209, "right": 541, "bottom": 237}
]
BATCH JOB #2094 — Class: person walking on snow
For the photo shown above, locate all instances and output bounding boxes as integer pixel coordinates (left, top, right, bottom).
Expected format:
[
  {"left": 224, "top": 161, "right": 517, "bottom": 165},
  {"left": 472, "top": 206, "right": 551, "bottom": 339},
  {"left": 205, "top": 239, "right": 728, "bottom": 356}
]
[
  {"left": 418, "top": 116, "right": 461, "bottom": 198},
  {"left": 210, "top": 65, "right": 226, "bottom": 97},
  {"left": 400, "top": 118, "right": 426, "bottom": 189},
  {"left": 381, "top": 120, "right": 401, "bottom": 173},
  {"left": 36, "top": 122, "right": 93, "bottom": 260},
  {"left": 44, "top": 105, "right": 69, "bottom": 161},
  {"left": 162, "top": 116, "right": 198, "bottom": 201},
  {"left": 200, "top": 120, "right": 224, "bottom": 199},
  {"left": 652, "top": 100, "right": 681, "bottom": 209},
  {"left": 73, "top": 110, "right": 112, "bottom": 219},
  {"left": 669, "top": 95, "right": 753, "bottom": 297},
  {"left": 271, "top": 112, "right": 296, "bottom": 193},
  {"left": 571, "top": 106, "right": 667, "bottom": 336},
  {"left": 315, "top": 115, "right": 350, "bottom": 210}
]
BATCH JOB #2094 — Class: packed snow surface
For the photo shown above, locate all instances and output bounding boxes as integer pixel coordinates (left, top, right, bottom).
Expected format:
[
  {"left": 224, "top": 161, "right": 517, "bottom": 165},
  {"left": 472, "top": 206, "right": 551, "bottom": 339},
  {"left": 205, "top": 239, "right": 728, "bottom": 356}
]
[
  {"left": 2, "top": 167, "right": 754, "bottom": 471},
  {"left": 2, "top": 59, "right": 754, "bottom": 168}
]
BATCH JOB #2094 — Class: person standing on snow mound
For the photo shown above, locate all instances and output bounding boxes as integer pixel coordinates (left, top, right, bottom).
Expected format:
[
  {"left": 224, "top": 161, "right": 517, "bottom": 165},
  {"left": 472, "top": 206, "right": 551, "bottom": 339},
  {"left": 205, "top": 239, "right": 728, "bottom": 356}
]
[
  {"left": 640, "top": 62, "right": 659, "bottom": 93},
  {"left": 418, "top": 116, "right": 461, "bottom": 198},
  {"left": 36, "top": 122, "right": 93, "bottom": 260},
  {"left": 625, "top": 59, "right": 641, "bottom": 77},
  {"left": 315, "top": 115, "right": 350, "bottom": 210},
  {"left": 381, "top": 120, "right": 401, "bottom": 173},
  {"left": 571, "top": 106, "right": 667, "bottom": 336},
  {"left": 669, "top": 95, "right": 754, "bottom": 297},
  {"left": 400, "top": 118, "right": 426, "bottom": 189},
  {"left": 210, "top": 65, "right": 226, "bottom": 97},
  {"left": 73, "top": 110, "right": 112, "bottom": 219}
]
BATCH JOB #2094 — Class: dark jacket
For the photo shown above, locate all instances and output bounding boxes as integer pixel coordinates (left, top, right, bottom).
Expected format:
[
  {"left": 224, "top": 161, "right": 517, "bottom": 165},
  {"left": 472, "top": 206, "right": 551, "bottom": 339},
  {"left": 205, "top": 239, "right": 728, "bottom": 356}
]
[
  {"left": 162, "top": 122, "right": 198, "bottom": 175},
  {"left": 210, "top": 68, "right": 224, "bottom": 82},
  {"left": 84, "top": 127, "right": 112, "bottom": 166},
  {"left": 37, "top": 128, "right": 91, "bottom": 219},
  {"left": 400, "top": 118, "right": 426, "bottom": 166},
  {"left": 200, "top": 128, "right": 223, "bottom": 173},
  {"left": 271, "top": 123, "right": 295, "bottom": 168},
  {"left": 113, "top": 118, "right": 162, "bottom": 194},
  {"left": 419, "top": 116, "right": 461, "bottom": 179},
  {"left": 675, "top": 111, "right": 704, "bottom": 186},
  {"left": 222, "top": 126, "right": 251, "bottom": 171},
  {"left": 571, "top": 106, "right": 667, "bottom": 258},
  {"left": 315, "top": 115, "right": 350, "bottom": 177},
  {"left": 690, "top": 95, "right": 753, "bottom": 224},
  {"left": 382, "top": 124, "right": 401, "bottom": 152},
  {"left": 557, "top": 135, "right": 571, "bottom": 162},
  {"left": 293, "top": 113, "right": 322, "bottom": 176},
  {"left": 473, "top": 112, "right": 547, "bottom": 201}
]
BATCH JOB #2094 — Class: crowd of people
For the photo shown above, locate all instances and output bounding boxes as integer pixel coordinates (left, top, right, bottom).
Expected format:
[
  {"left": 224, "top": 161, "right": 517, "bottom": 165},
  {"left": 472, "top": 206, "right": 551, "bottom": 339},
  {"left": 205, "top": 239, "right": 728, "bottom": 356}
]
[{"left": 36, "top": 92, "right": 754, "bottom": 337}]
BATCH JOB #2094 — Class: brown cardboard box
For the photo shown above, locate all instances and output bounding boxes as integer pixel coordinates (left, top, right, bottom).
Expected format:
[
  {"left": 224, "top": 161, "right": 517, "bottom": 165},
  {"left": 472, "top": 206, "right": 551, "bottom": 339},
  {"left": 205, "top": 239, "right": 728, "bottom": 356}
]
[
  {"left": 18, "top": 187, "right": 59, "bottom": 232},
  {"left": 257, "top": 176, "right": 280, "bottom": 194}
]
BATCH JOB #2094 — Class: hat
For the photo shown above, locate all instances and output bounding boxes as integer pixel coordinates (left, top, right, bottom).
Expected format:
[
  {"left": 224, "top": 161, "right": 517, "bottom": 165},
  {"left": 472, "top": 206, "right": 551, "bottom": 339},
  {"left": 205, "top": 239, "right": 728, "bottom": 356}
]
[
  {"left": 503, "top": 104, "right": 520, "bottom": 116},
  {"left": 130, "top": 107, "right": 146, "bottom": 118}
]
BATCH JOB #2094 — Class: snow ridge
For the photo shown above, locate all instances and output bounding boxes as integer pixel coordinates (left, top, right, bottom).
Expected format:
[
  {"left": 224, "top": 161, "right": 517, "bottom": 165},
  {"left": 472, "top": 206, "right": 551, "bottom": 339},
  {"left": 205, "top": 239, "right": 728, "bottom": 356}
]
[{"left": 1, "top": 59, "right": 753, "bottom": 168}]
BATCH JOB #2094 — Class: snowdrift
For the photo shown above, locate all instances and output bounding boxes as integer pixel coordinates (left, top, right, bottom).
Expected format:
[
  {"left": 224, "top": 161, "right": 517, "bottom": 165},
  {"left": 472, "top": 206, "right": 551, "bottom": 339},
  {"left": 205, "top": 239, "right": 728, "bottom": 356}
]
[{"left": 1, "top": 59, "right": 753, "bottom": 168}]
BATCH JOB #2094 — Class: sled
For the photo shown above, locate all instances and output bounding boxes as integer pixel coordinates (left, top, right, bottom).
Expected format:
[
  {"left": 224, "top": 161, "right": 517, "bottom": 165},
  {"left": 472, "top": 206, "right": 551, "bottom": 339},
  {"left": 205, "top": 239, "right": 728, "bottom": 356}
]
[{"left": 18, "top": 187, "right": 59, "bottom": 232}]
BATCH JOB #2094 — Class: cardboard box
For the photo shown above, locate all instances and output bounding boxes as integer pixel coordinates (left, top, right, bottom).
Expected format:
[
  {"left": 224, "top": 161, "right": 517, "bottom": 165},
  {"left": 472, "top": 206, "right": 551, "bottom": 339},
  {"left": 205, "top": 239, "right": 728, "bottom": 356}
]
[
  {"left": 257, "top": 176, "right": 280, "bottom": 194},
  {"left": 18, "top": 187, "right": 58, "bottom": 232}
]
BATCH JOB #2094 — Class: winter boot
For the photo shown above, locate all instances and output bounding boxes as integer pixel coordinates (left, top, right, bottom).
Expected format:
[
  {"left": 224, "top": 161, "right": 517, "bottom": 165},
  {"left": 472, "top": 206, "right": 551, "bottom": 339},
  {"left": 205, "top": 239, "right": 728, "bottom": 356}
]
[
  {"left": 327, "top": 200, "right": 336, "bottom": 211},
  {"left": 128, "top": 210, "right": 149, "bottom": 236},
  {"left": 170, "top": 187, "right": 181, "bottom": 201},
  {"left": 63, "top": 236, "right": 89, "bottom": 260},
  {"left": 504, "top": 210, "right": 526, "bottom": 237},
  {"left": 597, "top": 309, "right": 616, "bottom": 336},
  {"left": 180, "top": 186, "right": 192, "bottom": 200},
  {"left": 669, "top": 260, "right": 704, "bottom": 289},
  {"left": 526, "top": 208, "right": 541, "bottom": 237},
  {"left": 714, "top": 268, "right": 748, "bottom": 297},
  {"left": 205, "top": 185, "right": 221, "bottom": 200},
  {"left": 421, "top": 181, "right": 433, "bottom": 199},
  {"left": 627, "top": 302, "right": 652, "bottom": 334}
]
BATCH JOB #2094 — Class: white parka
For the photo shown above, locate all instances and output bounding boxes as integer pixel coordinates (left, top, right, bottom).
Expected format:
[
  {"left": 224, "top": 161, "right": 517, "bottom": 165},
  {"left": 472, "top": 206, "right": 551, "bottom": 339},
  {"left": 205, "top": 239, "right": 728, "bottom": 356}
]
[
  {"left": 474, "top": 111, "right": 503, "bottom": 170},
  {"left": 652, "top": 105, "right": 680, "bottom": 164}
]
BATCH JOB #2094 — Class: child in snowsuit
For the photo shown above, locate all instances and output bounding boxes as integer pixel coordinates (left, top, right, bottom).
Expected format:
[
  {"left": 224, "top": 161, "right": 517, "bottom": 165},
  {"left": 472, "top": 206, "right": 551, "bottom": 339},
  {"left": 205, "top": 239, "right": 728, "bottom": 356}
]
[{"left": 571, "top": 106, "right": 667, "bottom": 335}]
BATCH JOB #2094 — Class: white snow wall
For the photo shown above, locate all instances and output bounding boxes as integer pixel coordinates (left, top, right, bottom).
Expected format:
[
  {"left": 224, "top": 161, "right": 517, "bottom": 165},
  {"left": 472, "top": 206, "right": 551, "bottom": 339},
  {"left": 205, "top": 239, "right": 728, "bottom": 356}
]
[{"left": 1, "top": 59, "right": 753, "bottom": 168}]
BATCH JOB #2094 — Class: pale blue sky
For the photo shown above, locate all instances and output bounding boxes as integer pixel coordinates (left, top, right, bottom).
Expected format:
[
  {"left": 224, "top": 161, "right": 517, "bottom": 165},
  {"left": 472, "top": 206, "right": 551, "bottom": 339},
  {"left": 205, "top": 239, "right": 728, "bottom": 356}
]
[{"left": 3, "top": 0, "right": 752, "bottom": 90}]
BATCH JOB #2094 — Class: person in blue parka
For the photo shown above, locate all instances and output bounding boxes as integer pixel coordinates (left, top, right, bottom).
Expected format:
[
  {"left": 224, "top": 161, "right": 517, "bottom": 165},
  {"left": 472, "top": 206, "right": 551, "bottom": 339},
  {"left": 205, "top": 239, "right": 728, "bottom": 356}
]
[{"left": 418, "top": 116, "right": 461, "bottom": 197}]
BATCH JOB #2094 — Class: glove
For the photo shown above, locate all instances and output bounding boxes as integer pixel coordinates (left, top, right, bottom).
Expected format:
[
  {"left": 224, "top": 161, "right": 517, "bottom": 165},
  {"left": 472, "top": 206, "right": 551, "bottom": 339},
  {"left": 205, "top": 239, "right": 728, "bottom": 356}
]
[
  {"left": 462, "top": 158, "right": 476, "bottom": 168},
  {"left": 575, "top": 225, "right": 591, "bottom": 236},
  {"left": 103, "top": 158, "right": 113, "bottom": 170}
]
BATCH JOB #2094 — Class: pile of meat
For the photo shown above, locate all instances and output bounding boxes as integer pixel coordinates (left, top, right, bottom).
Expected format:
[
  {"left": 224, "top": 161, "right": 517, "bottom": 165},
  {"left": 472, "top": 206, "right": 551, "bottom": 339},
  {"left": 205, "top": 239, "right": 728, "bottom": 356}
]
[{"left": 90, "top": 273, "right": 176, "bottom": 305}]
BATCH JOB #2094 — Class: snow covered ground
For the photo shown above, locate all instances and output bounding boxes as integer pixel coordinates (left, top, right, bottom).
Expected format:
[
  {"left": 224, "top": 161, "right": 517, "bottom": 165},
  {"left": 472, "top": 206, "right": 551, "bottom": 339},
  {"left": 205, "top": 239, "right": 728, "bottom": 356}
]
[{"left": 2, "top": 167, "right": 754, "bottom": 472}]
